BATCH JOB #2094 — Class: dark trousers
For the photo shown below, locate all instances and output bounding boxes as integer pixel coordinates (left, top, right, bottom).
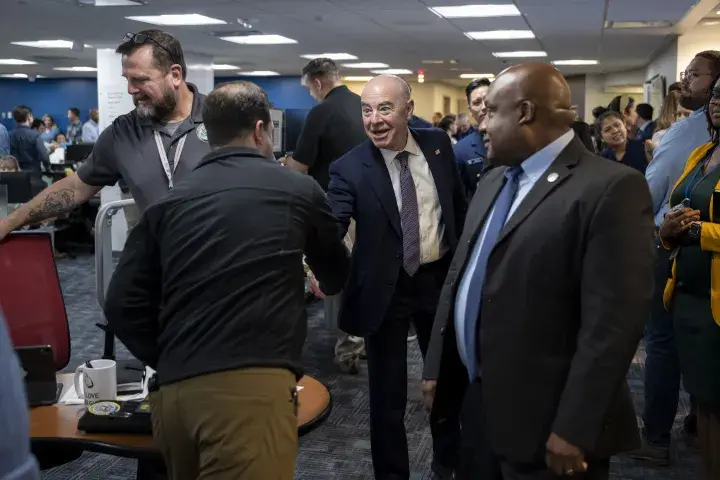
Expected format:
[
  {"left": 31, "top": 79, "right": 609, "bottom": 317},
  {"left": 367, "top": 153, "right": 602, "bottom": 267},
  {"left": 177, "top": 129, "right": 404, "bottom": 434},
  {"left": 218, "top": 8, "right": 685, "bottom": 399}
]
[
  {"left": 697, "top": 402, "right": 720, "bottom": 479},
  {"left": 642, "top": 238, "right": 681, "bottom": 445},
  {"left": 458, "top": 380, "right": 610, "bottom": 480},
  {"left": 365, "top": 257, "right": 458, "bottom": 480}
]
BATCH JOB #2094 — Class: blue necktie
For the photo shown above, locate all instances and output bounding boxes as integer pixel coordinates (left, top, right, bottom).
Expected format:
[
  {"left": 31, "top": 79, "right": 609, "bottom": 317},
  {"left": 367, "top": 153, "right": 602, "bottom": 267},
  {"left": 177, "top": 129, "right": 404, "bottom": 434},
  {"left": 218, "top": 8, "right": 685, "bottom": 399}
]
[{"left": 464, "top": 166, "right": 523, "bottom": 380}]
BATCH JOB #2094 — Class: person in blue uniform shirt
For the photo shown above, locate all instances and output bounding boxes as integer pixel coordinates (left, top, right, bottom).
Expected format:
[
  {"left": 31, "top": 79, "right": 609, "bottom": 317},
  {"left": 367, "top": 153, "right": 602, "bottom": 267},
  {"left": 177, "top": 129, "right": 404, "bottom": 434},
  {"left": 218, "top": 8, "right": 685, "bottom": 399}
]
[
  {"left": 597, "top": 110, "right": 649, "bottom": 174},
  {"left": 454, "top": 78, "right": 492, "bottom": 198}
]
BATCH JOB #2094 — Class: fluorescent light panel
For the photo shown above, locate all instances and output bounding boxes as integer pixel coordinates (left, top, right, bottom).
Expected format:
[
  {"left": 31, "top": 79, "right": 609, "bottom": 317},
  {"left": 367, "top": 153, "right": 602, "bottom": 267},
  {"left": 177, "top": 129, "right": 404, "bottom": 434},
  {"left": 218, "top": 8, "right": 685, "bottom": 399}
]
[
  {"left": 11, "top": 40, "right": 91, "bottom": 49},
  {"left": 493, "top": 51, "right": 547, "bottom": 58},
  {"left": 429, "top": 4, "right": 520, "bottom": 18},
  {"left": 342, "top": 62, "right": 388, "bottom": 69},
  {"left": 371, "top": 69, "right": 412, "bottom": 75},
  {"left": 239, "top": 71, "right": 280, "bottom": 76},
  {"left": 126, "top": 14, "right": 226, "bottom": 26},
  {"left": 465, "top": 30, "right": 535, "bottom": 40},
  {"left": 81, "top": 0, "right": 143, "bottom": 5},
  {"left": 300, "top": 53, "right": 358, "bottom": 60},
  {"left": 220, "top": 35, "right": 296, "bottom": 45},
  {"left": 421, "top": 60, "right": 444, "bottom": 64},
  {"left": 552, "top": 60, "right": 598, "bottom": 66},
  {"left": 0, "top": 59, "right": 37, "bottom": 65},
  {"left": 459, "top": 73, "right": 495, "bottom": 79},
  {"left": 212, "top": 64, "right": 240, "bottom": 70},
  {"left": 344, "top": 76, "right": 374, "bottom": 81},
  {"left": 53, "top": 66, "right": 98, "bottom": 72}
]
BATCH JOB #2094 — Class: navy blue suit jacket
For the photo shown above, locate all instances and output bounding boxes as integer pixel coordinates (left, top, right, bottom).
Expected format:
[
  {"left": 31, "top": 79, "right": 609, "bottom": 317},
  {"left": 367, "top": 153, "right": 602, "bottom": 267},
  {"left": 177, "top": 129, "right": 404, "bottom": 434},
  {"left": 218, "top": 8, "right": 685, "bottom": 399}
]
[
  {"left": 327, "top": 128, "right": 467, "bottom": 336},
  {"left": 453, "top": 129, "right": 488, "bottom": 197},
  {"left": 408, "top": 115, "right": 433, "bottom": 129}
]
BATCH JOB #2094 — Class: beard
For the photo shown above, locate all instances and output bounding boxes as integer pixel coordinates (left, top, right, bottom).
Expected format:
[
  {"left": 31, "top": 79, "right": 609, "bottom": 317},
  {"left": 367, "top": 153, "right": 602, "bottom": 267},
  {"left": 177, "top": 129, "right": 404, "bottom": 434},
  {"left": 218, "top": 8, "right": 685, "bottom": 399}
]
[{"left": 134, "top": 84, "right": 177, "bottom": 121}]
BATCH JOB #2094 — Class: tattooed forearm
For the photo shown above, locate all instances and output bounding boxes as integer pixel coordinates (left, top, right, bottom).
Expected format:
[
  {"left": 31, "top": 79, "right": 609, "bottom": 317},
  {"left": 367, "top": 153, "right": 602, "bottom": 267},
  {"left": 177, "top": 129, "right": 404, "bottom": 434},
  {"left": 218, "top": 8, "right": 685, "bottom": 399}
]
[{"left": 25, "top": 189, "right": 76, "bottom": 224}]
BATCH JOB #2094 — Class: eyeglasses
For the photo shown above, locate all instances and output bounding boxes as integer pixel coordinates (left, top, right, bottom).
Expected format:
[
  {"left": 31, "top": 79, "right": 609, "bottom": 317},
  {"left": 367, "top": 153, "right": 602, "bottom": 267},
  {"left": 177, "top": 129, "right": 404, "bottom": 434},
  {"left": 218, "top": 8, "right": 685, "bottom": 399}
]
[
  {"left": 120, "top": 32, "right": 175, "bottom": 61},
  {"left": 680, "top": 71, "right": 713, "bottom": 82}
]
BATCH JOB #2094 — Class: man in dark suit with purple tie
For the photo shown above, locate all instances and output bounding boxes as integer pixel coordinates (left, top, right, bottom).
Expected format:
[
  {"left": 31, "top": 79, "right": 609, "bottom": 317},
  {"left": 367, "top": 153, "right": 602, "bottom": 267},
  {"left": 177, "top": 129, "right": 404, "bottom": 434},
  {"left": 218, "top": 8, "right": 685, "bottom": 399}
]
[{"left": 326, "top": 75, "right": 467, "bottom": 479}]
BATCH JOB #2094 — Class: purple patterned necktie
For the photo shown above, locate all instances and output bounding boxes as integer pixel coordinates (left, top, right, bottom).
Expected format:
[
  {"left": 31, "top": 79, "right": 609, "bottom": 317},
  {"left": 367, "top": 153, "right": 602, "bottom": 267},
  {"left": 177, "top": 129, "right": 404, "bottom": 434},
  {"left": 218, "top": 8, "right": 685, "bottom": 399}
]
[{"left": 397, "top": 151, "right": 421, "bottom": 276}]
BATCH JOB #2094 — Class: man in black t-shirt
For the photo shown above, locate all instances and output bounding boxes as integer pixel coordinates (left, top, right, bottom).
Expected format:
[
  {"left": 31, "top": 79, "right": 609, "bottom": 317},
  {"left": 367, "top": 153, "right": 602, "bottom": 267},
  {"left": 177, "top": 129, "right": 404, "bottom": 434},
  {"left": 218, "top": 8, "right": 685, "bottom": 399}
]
[{"left": 283, "top": 58, "right": 367, "bottom": 373}]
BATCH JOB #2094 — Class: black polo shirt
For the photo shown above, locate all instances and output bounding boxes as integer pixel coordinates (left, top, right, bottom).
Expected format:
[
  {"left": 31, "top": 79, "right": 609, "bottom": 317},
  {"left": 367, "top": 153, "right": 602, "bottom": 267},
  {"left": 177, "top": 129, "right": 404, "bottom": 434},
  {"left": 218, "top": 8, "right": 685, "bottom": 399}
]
[
  {"left": 294, "top": 85, "right": 366, "bottom": 190},
  {"left": 77, "top": 83, "right": 211, "bottom": 212}
]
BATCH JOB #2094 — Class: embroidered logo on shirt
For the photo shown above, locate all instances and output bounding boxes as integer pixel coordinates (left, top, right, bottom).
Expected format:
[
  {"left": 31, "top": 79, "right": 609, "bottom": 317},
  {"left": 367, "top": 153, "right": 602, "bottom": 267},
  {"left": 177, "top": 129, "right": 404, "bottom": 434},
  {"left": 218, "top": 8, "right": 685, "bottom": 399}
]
[{"left": 196, "top": 124, "right": 208, "bottom": 143}]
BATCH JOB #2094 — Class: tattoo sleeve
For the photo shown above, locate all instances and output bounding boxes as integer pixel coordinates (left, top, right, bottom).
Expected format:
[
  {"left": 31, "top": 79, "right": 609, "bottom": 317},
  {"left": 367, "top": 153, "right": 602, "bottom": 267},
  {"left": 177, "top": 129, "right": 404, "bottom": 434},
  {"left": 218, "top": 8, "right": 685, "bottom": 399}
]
[{"left": 25, "top": 189, "right": 76, "bottom": 224}]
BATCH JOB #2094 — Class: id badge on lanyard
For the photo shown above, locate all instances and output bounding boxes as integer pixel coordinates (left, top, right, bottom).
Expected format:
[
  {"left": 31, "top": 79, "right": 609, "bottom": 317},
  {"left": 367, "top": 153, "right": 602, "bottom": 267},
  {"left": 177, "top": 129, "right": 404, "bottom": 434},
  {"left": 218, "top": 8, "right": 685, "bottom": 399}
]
[{"left": 154, "top": 131, "right": 188, "bottom": 188}]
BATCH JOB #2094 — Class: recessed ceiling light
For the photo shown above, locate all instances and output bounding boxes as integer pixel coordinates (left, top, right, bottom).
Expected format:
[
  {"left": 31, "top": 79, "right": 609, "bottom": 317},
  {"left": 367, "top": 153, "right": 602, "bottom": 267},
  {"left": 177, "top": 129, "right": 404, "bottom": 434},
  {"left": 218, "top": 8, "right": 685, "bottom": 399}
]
[
  {"left": 552, "top": 60, "right": 598, "bottom": 66},
  {"left": 421, "top": 60, "right": 445, "bottom": 64},
  {"left": 604, "top": 20, "right": 672, "bottom": 29},
  {"left": 53, "top": 66, "right": 98, "bottom": 72},
  {"left": 0, "top": 73, "right": 29, "bottom": 78},
  {"left": 11, "top": 40, "right": 92, "bottom": 49},
  {"left": 126, "top": 14, "right": 226, "bottom": 26},
  {"left": 213, "top": 64, "right": 240, "bottom": 70},
  {"left": 428, "top": 4, "right": 520, "bottom": 18},
  {"left": 459, "top": 73, "right": 495, "bottom": 79},
  {"left": 343, "top": 76, "right": 374, "bottom": 81},
  {"left": 238, "top": 71, "right": 280, "bottom": 76},
  {"left": 493, "top": 51, "right": 547, "bottom": 58},
  {"left": 300, "top": 53, "right": 358, "bottom": 61},
  {"left": 342, "top": 62, "right": 389, "bottom": 69},
  {"left": 79, "top": 0, "right": 144, "bottom": 5},
  {"left": 0, "top": 59, "right": 37, "bottom": 65},
  {"left": 370, "top": 69, "right": 413, "bottom": 75},
  {"left": 703, "top": 20, "right": 720, "bottom": 26},
  {"left": 220, "top": 34, "right": 296, "bottom": 45},
  {"left": 465, "top": 30, "right": 535, "bottom": 40}
]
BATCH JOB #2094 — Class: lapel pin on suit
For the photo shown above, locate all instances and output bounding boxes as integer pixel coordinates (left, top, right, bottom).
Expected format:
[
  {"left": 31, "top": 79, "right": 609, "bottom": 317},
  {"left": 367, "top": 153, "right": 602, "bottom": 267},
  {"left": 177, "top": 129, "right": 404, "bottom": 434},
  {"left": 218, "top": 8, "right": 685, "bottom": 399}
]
[
  {"left": 547, "top": 172, "right": 559, "bottom": 182},
  {"left": 435, "top": 149, "right": 440, "bottom": 155}
]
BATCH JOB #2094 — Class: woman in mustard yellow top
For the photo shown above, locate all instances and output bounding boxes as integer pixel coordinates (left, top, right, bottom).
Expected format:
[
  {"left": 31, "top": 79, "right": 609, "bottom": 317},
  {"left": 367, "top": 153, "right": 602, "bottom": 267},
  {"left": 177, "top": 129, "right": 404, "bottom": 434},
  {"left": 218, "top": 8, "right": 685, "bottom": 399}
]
[{"left": 659, "top": 74, "right": 720, "bottom": 478}]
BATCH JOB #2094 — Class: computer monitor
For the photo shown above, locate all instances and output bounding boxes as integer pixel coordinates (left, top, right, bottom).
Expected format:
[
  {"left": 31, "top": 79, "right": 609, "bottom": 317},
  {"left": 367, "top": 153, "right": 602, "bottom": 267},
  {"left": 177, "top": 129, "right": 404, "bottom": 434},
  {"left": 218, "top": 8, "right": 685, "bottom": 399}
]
[
  {"left": 66, "top": 143, "right": 94, "bottom": 163},
  {"left": 0, "top": 172, "right": 32, "bottom": 203}
]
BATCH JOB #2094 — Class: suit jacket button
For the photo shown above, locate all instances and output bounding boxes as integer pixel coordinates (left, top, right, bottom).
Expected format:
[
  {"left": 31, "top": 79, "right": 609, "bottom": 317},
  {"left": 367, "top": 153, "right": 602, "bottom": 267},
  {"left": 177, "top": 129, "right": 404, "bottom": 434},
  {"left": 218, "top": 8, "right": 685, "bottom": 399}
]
[
  {"left": 388, "top": 281, "right": 394, "bottom": 287},
  {"left": 440, "top": 326, "right": 445, "bottom": 335},
  {"left": 477, "top": 173, "right": 481, "bottom": 177}
]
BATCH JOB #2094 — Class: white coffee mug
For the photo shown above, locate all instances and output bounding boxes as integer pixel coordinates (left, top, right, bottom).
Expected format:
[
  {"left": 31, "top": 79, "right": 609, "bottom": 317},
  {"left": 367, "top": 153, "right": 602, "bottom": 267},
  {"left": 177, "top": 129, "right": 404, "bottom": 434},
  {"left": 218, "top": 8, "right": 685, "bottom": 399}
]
[{"left": 73, "top": 359, "right": 117, "bottom": 404}]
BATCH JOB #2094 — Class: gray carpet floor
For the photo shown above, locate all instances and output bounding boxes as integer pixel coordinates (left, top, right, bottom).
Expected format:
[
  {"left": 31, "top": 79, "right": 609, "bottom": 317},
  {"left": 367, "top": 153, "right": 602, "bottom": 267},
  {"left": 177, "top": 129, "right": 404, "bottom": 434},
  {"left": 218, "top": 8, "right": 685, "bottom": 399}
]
[{"left": 41, "top": 254, "right": 699, "bottom": 479}]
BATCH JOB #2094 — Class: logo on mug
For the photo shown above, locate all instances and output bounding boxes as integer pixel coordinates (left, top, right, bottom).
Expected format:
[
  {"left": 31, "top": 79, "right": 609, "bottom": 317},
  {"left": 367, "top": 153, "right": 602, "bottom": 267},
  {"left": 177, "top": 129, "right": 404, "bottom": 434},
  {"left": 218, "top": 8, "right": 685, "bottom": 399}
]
[{"left": 84, "top": 375, "right": 94, "bottom": 389}]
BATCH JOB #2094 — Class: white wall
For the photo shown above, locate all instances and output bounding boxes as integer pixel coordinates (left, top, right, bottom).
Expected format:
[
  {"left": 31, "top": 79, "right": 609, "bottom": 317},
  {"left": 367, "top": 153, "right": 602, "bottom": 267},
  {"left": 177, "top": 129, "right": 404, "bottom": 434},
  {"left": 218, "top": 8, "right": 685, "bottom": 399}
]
[
  {"left": 646, "top": 39, "right": 679, "bottom": 85},
  {"left": 677, "top": 24, "right": 720, "bottom": 73}
]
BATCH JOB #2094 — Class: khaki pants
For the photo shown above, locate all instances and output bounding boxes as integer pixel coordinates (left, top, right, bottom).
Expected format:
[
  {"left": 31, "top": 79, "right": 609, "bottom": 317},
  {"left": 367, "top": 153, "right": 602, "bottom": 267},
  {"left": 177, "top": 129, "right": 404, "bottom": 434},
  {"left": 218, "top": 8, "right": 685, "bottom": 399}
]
[{"left": 148, "top": 368, "right": 298, "bottom": 480}]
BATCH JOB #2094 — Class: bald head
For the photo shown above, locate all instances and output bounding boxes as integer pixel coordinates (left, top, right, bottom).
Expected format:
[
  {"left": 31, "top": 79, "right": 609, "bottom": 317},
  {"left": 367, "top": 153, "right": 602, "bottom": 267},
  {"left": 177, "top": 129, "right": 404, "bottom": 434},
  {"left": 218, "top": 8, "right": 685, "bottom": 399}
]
[
  {"left": 480, "top": 62, "right": 575, "bottom": 166},
  {"left": 361, "top": 75, "right": 414, "bottom": 150}
]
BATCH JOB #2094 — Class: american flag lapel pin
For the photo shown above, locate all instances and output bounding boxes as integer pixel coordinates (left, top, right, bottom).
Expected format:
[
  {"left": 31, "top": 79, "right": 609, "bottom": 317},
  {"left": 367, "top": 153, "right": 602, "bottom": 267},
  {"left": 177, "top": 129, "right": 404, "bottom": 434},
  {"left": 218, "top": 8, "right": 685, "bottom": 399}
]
[{"left": 434, "top": 149, "right": 440, "bottom": 155}]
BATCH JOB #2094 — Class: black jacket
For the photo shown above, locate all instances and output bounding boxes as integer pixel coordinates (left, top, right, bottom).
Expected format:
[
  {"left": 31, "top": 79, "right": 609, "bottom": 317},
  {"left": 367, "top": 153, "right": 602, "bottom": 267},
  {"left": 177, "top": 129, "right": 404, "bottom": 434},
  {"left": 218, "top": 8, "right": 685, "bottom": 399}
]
[{"left": 104, "top": 147, "right": 349, "bottom": 385}]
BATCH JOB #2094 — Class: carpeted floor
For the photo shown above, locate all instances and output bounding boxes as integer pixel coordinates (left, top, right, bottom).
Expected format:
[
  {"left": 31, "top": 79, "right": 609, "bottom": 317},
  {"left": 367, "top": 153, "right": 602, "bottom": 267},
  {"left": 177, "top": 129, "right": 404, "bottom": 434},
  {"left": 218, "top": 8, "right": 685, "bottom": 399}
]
[{"left": 42, "top": 254, "right": 700, "bottom": 479}]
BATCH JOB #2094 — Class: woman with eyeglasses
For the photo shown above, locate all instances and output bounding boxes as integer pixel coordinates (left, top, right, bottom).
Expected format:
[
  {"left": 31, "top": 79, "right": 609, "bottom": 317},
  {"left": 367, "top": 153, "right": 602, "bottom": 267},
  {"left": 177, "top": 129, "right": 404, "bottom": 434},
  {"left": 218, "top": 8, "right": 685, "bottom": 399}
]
[
  {"left": 596, "top": 110, "right": 649, "bottom": 174},
  {"left": 659, "top": 73, "right": 720, "bottom": 479}
]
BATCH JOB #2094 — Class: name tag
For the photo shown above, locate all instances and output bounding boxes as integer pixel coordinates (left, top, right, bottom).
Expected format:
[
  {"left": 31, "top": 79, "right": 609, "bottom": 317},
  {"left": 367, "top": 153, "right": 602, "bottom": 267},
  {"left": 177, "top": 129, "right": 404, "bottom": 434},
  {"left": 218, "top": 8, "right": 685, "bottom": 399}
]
[{"left": 466, "top": 157, "right": 484, "bottom": 165}]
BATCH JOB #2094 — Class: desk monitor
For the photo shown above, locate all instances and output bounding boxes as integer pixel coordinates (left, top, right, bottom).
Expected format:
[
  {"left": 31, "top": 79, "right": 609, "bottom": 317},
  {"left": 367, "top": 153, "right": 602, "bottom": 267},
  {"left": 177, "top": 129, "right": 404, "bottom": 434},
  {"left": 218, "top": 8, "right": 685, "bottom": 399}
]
[
  {"left": 66, "top": 143, "right": 94, "bottom": 163},
  {"left": 0, "top": 172, "right": 32, "bottom": 203}
]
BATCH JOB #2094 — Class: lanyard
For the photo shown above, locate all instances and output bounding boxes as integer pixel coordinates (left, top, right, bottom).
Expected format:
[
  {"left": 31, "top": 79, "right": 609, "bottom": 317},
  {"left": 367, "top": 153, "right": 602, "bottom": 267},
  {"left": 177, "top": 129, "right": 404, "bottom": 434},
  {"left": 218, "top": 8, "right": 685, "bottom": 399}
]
[
  {"left": 153, "top": 131, "right": 188, "bottom": 188},
  {"left": 684, "top": 149, "right": 719, "bottom": 200}
]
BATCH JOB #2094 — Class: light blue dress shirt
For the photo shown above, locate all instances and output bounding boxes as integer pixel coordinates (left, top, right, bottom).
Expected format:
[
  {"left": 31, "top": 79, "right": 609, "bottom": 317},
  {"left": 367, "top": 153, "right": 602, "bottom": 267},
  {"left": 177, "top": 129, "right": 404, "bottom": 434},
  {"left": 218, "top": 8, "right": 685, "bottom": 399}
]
[
  {"left": 454, "top": 130, "right": 575, "bottom": 371},
  {"left": 0, "top": 123, "right": 10, "bottom": 156},
  {"left": 0, "top": 311, "right": 40, "bottom": 480},
  {"left": 645, "top": 108, "right": 710, "bottom": 226},
  {"left": 81, "top": 120, "right": 100, "bottom": 143}
]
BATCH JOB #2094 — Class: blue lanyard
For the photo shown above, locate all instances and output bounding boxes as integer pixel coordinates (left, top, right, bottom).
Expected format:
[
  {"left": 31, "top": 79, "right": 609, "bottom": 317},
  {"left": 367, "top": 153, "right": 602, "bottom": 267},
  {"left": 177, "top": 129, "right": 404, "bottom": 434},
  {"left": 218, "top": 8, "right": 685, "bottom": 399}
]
[{"left": 684, "top": 150, "right": 719, "bottom": 200}]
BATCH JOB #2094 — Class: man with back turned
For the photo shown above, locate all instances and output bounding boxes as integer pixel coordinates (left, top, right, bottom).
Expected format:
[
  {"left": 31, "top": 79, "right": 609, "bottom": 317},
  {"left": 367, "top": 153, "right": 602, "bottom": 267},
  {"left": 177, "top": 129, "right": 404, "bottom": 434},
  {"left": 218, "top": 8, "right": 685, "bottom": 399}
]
[
  {"left": 423, "top": 63, "right": 655, "bottom": 479},
  {"left": 103, "top": 81, "right": 350, "bottom": 480}
]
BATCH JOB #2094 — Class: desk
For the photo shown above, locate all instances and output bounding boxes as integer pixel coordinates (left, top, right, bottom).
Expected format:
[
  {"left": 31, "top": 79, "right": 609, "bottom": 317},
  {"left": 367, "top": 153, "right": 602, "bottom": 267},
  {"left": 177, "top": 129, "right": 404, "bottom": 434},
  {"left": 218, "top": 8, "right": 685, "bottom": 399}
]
[{"left": 31, "top": 373, "right": 332, "bottom": 477}]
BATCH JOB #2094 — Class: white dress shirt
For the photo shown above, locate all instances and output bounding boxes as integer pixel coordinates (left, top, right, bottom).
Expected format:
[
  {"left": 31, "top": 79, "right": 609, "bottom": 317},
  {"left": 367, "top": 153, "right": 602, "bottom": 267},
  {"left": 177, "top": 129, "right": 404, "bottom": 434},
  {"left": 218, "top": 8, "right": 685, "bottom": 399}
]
[{"left": 380, "top": 131, "right": 446, "bottom": 264}]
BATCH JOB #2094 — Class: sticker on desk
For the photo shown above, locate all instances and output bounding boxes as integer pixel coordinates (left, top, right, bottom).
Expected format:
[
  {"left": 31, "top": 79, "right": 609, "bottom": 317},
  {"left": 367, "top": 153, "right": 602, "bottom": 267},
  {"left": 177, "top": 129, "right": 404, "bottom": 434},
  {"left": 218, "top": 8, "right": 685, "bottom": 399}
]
[
  {"left": 135, "top": 402, "right": 151, "bottom": 413},
  {"left": 88, "top": 401, "right": 121, "bottom": 416}
]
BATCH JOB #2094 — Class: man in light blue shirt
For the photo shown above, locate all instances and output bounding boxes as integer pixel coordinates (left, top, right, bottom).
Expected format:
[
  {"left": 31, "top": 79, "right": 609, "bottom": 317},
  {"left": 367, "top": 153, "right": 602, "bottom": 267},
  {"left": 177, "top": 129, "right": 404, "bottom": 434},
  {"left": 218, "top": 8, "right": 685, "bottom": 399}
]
[
  {"left": 0, "top": 123, "right": 10, "bottom": 155},
  {"left": 454, "top": 129, "right": 574, "bottom": 371},
  {"left": 636, "top": 50, "right": 720, "bottom": 464},
  {"left": 0, "top": 309, "right": 40, "bottom": 480},
  {"left": 81, "top": 108, "right": 100, "bottom": 143}
]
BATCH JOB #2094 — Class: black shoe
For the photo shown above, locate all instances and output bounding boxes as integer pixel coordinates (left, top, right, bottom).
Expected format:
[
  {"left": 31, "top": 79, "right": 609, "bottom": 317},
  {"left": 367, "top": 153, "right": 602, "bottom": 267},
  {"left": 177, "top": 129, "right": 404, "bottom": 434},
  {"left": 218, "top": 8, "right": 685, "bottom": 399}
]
[
  {"left": 627, "top": 430, "right": 670, "bottom": 466},
  {"left": 431, "top": 459, "right": 455, "bottom": 480}
]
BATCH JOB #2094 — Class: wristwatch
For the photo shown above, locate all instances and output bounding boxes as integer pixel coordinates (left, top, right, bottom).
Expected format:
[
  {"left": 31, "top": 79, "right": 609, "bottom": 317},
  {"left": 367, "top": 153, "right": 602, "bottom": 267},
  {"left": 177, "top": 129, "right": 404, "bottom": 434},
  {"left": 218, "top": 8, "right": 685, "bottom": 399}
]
[{"left": 687, "top": 221, "right": 702, "bottom": 245}]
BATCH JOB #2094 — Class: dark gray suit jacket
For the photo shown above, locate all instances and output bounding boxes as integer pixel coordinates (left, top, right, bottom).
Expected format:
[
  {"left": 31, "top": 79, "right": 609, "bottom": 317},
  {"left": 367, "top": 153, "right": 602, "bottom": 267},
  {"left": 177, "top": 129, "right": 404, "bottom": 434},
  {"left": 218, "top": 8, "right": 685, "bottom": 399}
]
[{"left": 423, "top": 138, "right": 655, "bottom": 463}]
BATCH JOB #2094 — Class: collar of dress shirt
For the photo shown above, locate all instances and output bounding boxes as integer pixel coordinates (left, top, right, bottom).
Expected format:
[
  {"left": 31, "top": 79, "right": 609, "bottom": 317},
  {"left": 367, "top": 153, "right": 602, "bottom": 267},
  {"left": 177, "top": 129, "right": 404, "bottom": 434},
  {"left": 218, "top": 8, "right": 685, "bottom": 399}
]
[
  {"left": 380, "top": 129, "right": 421, "bottom": 167},
  {"left": 518, "top": 129, "right": 575, "bottom": 181}
]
